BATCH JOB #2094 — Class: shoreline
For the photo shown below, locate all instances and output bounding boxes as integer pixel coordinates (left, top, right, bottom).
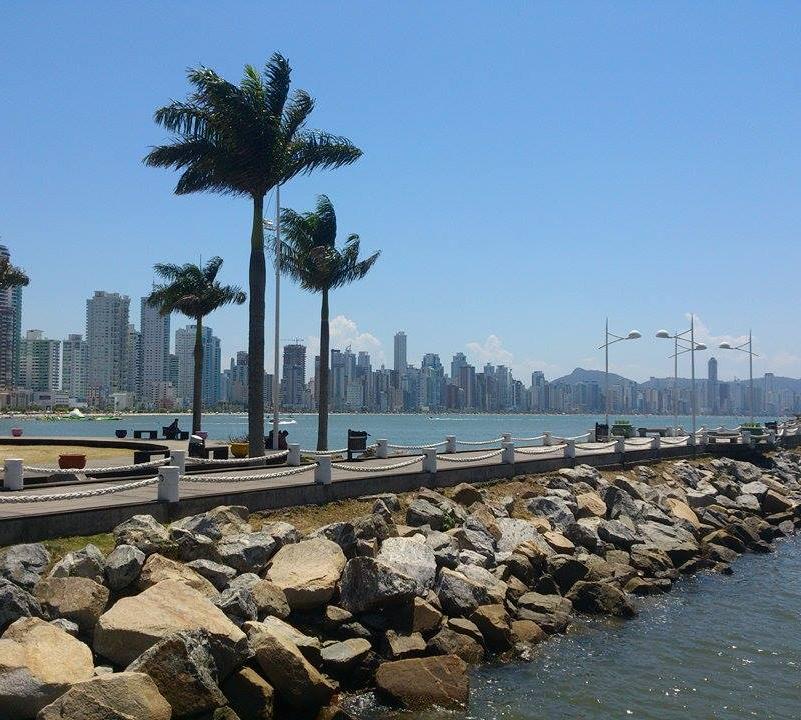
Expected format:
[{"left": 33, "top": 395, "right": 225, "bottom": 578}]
[{"left": 0, "top": 450, "right": 798, "bottom": 718}]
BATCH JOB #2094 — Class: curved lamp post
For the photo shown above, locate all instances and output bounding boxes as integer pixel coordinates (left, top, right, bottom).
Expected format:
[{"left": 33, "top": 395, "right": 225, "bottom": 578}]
[
  {"left": 656, "top": 314, "right": 707, "bottom": 437},
  {"left": 719, "top": 330, "right": 757, "bottom": 422},
  {"left": 599, "top": 319, "right": 641, "bottom": 427}
]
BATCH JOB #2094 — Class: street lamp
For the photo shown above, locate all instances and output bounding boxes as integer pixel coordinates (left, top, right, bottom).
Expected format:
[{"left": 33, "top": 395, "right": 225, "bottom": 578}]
[
  {"left": 599, "top": 319, "right": 641, "bottom": 427},
  {"left": 718, "top": 330, "right": 757, "bottom": 422},
  {"left": 264, "top": 184, "right": 282, "bottom": 451},
  {"left": 656, "top": 314, "right": 707, "bottom": 437}
]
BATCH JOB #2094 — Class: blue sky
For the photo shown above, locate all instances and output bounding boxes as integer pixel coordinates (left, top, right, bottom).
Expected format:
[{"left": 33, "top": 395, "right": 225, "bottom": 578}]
[{"left": 2, "top": 2, "right": 799, "bottom": 382}]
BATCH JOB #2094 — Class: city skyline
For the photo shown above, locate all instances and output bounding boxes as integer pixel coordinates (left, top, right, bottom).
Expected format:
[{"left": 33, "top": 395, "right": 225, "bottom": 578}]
[{"left": 3, "top": 5, "right": 801, "bottom": 384}]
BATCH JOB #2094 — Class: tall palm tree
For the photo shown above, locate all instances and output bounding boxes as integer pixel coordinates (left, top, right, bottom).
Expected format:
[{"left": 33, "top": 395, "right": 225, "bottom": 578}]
[
  {"left": 144, "top": 53, "right": 362, "bottom": 456},
  {"left": 0, "top": 256, "right": 29, "bottom": 290},
  {"left": 280, "top": 195, "right": 379, "bottom": 450},
  {"left": 146, "top": 257, "right": 245, "bottom": 433}
]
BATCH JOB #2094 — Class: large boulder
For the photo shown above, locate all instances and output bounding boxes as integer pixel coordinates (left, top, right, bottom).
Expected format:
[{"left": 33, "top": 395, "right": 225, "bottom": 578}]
[
  {"left": 245, "top": 617, "right": 322, "bottom": 664},
  {"left": 0, "top": 579, "right": 43, "bottom": 631},
  {"left": 214, "top": 532, "right": 278, "bottom": 574},
  {"left": 427, "top": 627, "right": 485, "bottom": 664},
  {"left": 527, "top": 496, "right": 575, "bottom": 529},
  {"left": 339, "top": 557, "right": 417, "bottom": 614},
  {"left": 252, "top": 624, "right": 335, "bottom": 712},
  {"left": 33, "top": 577, "right": 109, "bottom": 638},
  {"left": 174, "top": 506, "right": 251, "bottom": 540},
  {"left": 267, "top": 538, "right": 345, "bottom": 610},
  {"left": 495, "top": 518, "right": 551, "bottom": 554},
  {"left": 566, "top": 580, "right": 637, "bottom": 617},
  {"left": 36, "top": 672, "right": 171, "bottom": 720},
  {"left": 221, "top": 667, "right": 274, "bottom": 720},
  {"left": 0, "top": 617, "right": 93, "bottom": 718},
  {"left": 0, "top": 543, "right": 50, "bottom": 590},
  {"left": 187, "top": 559, "right": 238, "bottom": 591},
  {"left": 320, "top": 638, "right": 372, "bottom": 672},
  {"left": 309, "top": 522, "right": 357, "bottom": 556},
  {"left": 94, "top": 580, "right": 248, "bottom": 668},
  {"left": 665, "top": 498, "right": 700, "bottom": 530},
  {"left": 470, "top": 604, "right": 512, "bottom": 651},
  {"left": 576, "top": 492, "right": 607, "bottom": 519},
  {"left": 763, "top": 489, "right": 794, "bottom": 514},
  {"left": 637, "top": 523, "right": 699, "bottom": 565},
  {"left": 436, "top": 566, "right": 506, "bottom": 617},
  {"left": 127, "top": 629, "right": 227, "bottom": 717},
  {"left": 48, "top": 543, "right": 105, "bottom": 583},
  {"left": 375, "top": 655, "right": 469, "bottom": 709},
  {"left": 113, "top": 515, "right": 174, "bottom": 555},
  {"left": 597, "top": 519, "right": 638, "bottom": 550},
  {"left": 376, "top": 536, "right": 437, "bottom": 595},
  {"left": 137, "top": 554, "right": 218, "bottom": 597},
  {"left": 249, "top": 579, "right": 290, "bottom": 620},
  {"left": 104, "top": 544, "right": 145, "bottom": 591}
]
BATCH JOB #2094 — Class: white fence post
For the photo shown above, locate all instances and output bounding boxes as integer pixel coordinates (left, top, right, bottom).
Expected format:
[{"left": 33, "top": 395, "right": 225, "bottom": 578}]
[
  {"left": 376, "top": 439, "right": 388, "bottom": 459},
  {"left": 502, "top": 432, "right": 512, "bottom": 443},
  {"left": 423, "top": 448, "right": 437, "bottom": 474},
  {"left": 615, "top": 437, "right": 626, "bottom": 454},
  {"left": 315, "top": 456, "right": 332, "bottom": 485},
  {"left": 741, "top": 431, "right": 753, "bottom": 447},
  {"left": 543, "top": 432, "right": 553, "bottom": 446},
  {"left": 3, "top": 459, "right": 23, "bottom": 491},
  {"left": 445, "top": 436, "right": 456, "bottom": 453},
  {"left": 651, "top": 435, "right": 661, "bottom": 450},
  {"left": 158, "top": 466, "right": 180, "bottom": 503},
  {"left": 565, "top": 439, "right": 576, "bottom": 459},
  {"left": 287, "top": 443, "right": 300, "bottom": 466},
  {"left": 502, "top": 441, "right": 515, "bottom": 464},
  {"left": 699, "top": 430, "right": 708, "bottom": 446},
  {"left": 169, "top": 450, "right": 186, "bottom": 476},
  {"left": 589, "top": 427, "right": 597, "bottom": 442}
]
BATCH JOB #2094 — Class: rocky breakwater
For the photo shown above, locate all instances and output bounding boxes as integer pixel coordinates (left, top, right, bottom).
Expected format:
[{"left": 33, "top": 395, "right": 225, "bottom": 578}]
[{"left": 1, "top": 451, "right": 801, "bottom": 719}]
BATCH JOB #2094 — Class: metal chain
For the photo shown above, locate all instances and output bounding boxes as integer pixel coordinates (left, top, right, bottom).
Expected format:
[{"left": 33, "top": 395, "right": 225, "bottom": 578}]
[
  {"left": 439, "top": 449, "right": 504, "bottom": 463},
  {"left": 332, "top": 456, "right": 424, "bottom": 472},
  {"left": 0, "top": 476, "right": 160, "bottom": 504},
  {"left": 181, "top": 465, "right": 317, "bottom": 483}
]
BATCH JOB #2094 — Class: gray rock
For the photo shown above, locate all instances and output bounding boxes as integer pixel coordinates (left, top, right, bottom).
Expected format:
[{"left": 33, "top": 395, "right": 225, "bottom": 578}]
[
  {"left": 559, "top": 465, "right": 602, "bottom": 488},
  {"left": 245, "top": 617, "right": 322, "bottom": 665},
  {"left": 310, "top": 521, "right": 357, "bottom": 556},
  {"left": 0, "top": 578, "right": 43, "bottom": 630},
  {"left": 104, "top": 544, "right": 145, "bottom": 591},
  {"left": 51, "top": 618, "right": 80, "bottom": 636},
  {"left": 0, "top": 543, "right": 50, "bottom": 590},
  {"left": 436, "top": 566, "right": 506, "bottom": 617},
  {"left": 173, "top": 506, "right": 251, "bottom": 540},
  {"left": 214, "top": 532, "right": 278, "bottom": 574},
  {"left": 685, "top": 482, "right": 718, "bottom": 508},
  {"left": 229, "top": 573, "right": 261, "bottom": 592},
  {"left": 407, "top": 498, "right": 449, "bottom": 530},
  {"left": 214, "top": 586, "right": 258, "bottom": 627},
  {"left": 452, "top": 516, "right": 496, "bottom": 562},
  {"left": 564, "top": 519, "right": 603, "bottom": 553},
  {"left": 597, "top": 519, "right": 638, "bottom": 549},
  {"left": 353, "top": 513, "right": 397, "bottom": 542},
  {"left": 741, "top": 481, "right": 769, "bottom": 499},
  {"left": 187, "top": 559, "right": 238, "bottom": 591},
  {"left": 602, "top": 486, "right": 639, "bottom": 521},
  {"left": 495, "top": 518, "right": 551, "bottom": 554},
  {"left": 339, "top": 557, "right": 417, "bottom": 614},
  {"left": 527, "top": 496, "right": 575, "bottom": 529},
  {"left": 427, "top": 626, "right": 485, "bottom": 663},
  {"left": 260, "top": 521, "right": 302, "bottom": 547},
  {"left": 425, "top": 531, "right": 460, "bottom": 568},
  {"left": 113, "top": 515, "right": 173, "bottom": 555},
  {"left": 376, "top": 536, "right": 437, "bottom": 594},
  {"left": 169, "top": 527, "right": 217, "bottom": 562},
  {"left": 250, "top": 579, "right": 291, "bottom": 620},
  {"left": 48, "top": 544, "right": 105, "bottom": 583},
  {"left": 566, "top": 580, "right": 636, "bottom": 617},
  {"left": 320, "top": 638, "right": 372, "bottom": 671}
]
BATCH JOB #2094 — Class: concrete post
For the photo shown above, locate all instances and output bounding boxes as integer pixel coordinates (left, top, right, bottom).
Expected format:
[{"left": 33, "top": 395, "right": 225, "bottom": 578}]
[
  {"left": 768, "top": 430, "right": 776, "bottom": 446},
  {"left": 423, "top": 448, "right": 437, "bottom": 473},
  {"left": 615, "top": 437, "right": 626, "bottom": 453},
  {"left": 169, "top": 450, "right": 186, "bottom": 476},
  {"left": 3, "top": 459, "right": 23, "bottom": 491},
  {"left": 651, "top": 435, "right": 661, "bottom": 450},
  {"left": 158, "top": 466, "right": 180, "bottom": 503},
  {"left": 502, "top": 432, "right": 512, "bottom": 443},
  {"left": 564, "top": 439, "right": 576, "bottom": 458},
  {"left": 543, "top": 432, "right": 553, "bottom": 446},
  {"left": 287, "top": 443, "right": 300, "bottom": 466},
  {"left": 446, "top": 436, "right": 456, "bottom": 453},
  {"left": 741, "top": 431, "right": 753, "bottom": 447},
  {"left": 699, "top": 430, "right": 708, "bottom": 446},
  {"left": 315, "top": 456, "right": 332, "bottom": 485},
  {"left": 688, "top": 433, "right": 696, "bottom": 447},
  {"left": 377, "top": 439, "right": 388, "bottom": 459},
  {"left": 502, "top": 441, "right": 514, "bottom": 464},
  {"left": 589, "top": 427, "right": 597, "bottom": 442}
]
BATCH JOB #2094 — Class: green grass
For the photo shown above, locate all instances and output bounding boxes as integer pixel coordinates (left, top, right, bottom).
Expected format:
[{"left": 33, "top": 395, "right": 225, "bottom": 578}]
[{"left": 42, "top": 533, "right": 116, "bottom": 564}]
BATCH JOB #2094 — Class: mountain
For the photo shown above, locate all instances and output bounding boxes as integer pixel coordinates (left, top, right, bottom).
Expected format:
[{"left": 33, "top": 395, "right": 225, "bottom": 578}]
[{"left": 550, "top": 368, "right": 632, "bottom": 386}]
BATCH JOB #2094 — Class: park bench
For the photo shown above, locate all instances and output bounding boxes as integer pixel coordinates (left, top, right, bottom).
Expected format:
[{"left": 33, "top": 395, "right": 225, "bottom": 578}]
[{"left": 133, "top": 429, "right": 158, "bottom": 440}]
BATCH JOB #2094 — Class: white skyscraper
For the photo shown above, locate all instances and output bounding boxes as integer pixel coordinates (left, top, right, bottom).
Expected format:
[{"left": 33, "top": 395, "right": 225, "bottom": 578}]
[
  {"left": 62, "top": 334, "right": 88, "bottom": 400},
  {"left": 140, "top": 297, "right": 170, "bottom": 407},
  {"left": 19, "top": 330, "right": 60, "bottom": 392},
  {"left": 175, "top": 325, "right": 221, "bottom": 408},
  {"left": 0, "top": 245, "right": 23, "bottom": 388},
  {"left": 394, "top": 331, "right": 407, "bottom": 377},
  {"left": 86, "top": 291, "right": 130, "bottom": 406}
]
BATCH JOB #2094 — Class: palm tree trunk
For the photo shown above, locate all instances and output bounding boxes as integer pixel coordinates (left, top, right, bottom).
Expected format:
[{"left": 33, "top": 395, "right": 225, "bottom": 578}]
[
  {"left": 248, "top": 194, "right": 266, "bottom": 456},
  {"left": 317, "top": 288, "right": 330, "bottom": 451},
  {"left": 192, "top": 318, "right": 204, "bottom": 434}
]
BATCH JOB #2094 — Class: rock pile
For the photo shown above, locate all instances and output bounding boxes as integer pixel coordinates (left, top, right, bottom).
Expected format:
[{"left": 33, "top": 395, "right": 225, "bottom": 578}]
[{"left": 1, "top": 451, "right": 801, "bottom": 718}]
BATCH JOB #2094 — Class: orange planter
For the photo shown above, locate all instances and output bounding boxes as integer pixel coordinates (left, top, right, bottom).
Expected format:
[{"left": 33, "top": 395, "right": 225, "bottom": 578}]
[{"left": 58, "top": 454, "right": 87, "bottom": 470}]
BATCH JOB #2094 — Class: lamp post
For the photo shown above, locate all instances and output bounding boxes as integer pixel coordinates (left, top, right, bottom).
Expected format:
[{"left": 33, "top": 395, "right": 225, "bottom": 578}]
[
  {"left": 264, "top": 186, "right": 282, "bottom": 451},
  {"left": 599, "top": 319, "right": 641, "bottom": 428},
  {"left": 719, "top": 330, "right": 757, "bottom": 422},
  {"left": 656, "top": 314, "right": 707, "bottom": 437}
]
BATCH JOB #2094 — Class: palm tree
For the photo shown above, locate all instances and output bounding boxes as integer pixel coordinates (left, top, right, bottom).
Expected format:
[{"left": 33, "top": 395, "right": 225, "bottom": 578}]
[
  {"left": 144, "top": 53, "right": 362, "bottom": 456},
  {"left": 0, "top": 256, "right": 29, "bottom": 290},
  {"left": 146, "top": 257, "right": 245, "bottom": 433},
  {"left": 280, "top": 195, "right": 379, "bottom": 450}
]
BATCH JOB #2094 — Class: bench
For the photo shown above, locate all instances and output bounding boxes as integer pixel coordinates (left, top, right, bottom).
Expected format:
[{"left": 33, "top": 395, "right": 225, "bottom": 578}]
[
  {"left": 133, "top": 429, "right": 158, "bottom": 440},
  {"left": 133, "top": 449, "right": 170, "bottom": 464},
  {"left": 637, "top": 428, "right": 669, "bottom": 438},
  {"left": 162, "top": 430, "right": 190, "bottom": 441}
]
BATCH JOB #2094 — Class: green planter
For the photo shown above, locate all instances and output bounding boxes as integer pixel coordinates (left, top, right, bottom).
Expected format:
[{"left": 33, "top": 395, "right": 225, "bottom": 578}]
[{"left": 611, "top": 420, "right": 634, "bottom": 438}]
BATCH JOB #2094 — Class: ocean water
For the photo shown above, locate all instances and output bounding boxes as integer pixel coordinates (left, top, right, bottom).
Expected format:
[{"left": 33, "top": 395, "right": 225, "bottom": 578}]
[
  {"left": 349, "top": 537, "right": 801, "bottom": 720},
  {"left": 0, "top": 413, "right": 762, "bottom": 448}
]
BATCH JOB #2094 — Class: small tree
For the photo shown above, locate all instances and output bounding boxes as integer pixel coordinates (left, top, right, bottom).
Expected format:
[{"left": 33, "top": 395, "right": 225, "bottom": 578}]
[
  {"left": 280, "top": 195, "right": 379, "bottom": 449},
  {"left": 0, "top": 256, "right": 29, "bottom": 290},
  {"left": 146, "top": 257, "right": 245, "bottom": 432}
]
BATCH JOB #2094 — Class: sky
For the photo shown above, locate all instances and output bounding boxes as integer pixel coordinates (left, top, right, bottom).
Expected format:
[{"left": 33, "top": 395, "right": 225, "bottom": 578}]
[{"left": 2, "top": 2, "right": 800, "bottom": 383}]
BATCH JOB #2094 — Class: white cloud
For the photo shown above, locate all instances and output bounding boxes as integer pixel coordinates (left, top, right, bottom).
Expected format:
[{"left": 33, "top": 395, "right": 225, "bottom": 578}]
[
  {"left": 306, "top": 315, "right": 387, "bottom": 367},
  {"left": 465, "top": 335, "right": 562, "bottom": 378}
]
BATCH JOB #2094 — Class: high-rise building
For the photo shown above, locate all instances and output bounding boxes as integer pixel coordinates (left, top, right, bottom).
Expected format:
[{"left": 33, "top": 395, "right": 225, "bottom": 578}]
[
  {"left": 0, "top": 245, "right": 23, "bottom": 388},
  {"left": 451, "top": 353, "right": 468, "bottom": 384},
  {"left": 19, "top": 330, "right": 60, "bottom": 392},
  {"left": 86, "top": 291, "right": 130, "bottom": 405},
  {"left": 140, "top": 297, "right": 170, "bottom": 407},
  {"left": 175, "top": 325, "right": 222, "bottom": 408},
  {"left": 281, "top": 343, "right": 306, "bottom": 409},
  {"left": 707, "top": 357, "right": 719, "bottom": 414},
  {"left": 124, "top": 323, "right": 141, "bottom": 398},
  {"left": 62, "top": 334, "right": 88, "bottom": 400},
  {"left": 394, "top": 331, "right": 407, "bottom": 378}
]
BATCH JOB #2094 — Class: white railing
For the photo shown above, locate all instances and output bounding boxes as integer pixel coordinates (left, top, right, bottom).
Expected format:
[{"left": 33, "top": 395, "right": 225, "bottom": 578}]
[{"left": 0, "top": 476, "right": 160, "bottom": 504}]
